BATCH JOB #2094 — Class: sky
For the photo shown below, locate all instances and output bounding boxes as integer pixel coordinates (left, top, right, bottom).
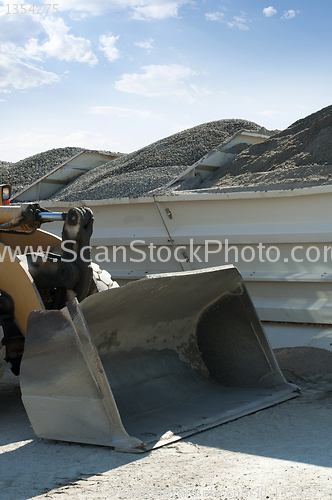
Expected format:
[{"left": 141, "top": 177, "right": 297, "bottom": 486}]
[{"left": 0, "top": 0, "right": 331, "bottom": 162}]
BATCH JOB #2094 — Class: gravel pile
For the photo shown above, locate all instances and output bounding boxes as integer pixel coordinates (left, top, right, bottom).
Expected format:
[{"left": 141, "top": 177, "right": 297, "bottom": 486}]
[
  {"left": 0, "top": 147, "right": 84, "bottom": 196},
  {"left": 52, "top": 119, "right": 262, "bottom": 201},
  {"left": 0, "top": 161, "right": 12, "bottom": 169},
  {"left": 5, "top": 106, "right": 329, "bottom": 201},
  {"left": 275, "top": 347, "right": 332, "bottom": 376},
  {"left": 57, "top": 166, "right": 187, "bottom": 201},
  {"left": 163, "top": 105, "right": 332, "bottom": 195}
]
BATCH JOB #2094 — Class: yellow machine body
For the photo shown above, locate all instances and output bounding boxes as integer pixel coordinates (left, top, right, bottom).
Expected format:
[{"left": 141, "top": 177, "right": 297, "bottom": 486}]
[
  {"left": 0, "top": 188, "right": 298, "bottom": 452},
  {"left": 0, "top": 211, "right": 61, "bottom": 336}
]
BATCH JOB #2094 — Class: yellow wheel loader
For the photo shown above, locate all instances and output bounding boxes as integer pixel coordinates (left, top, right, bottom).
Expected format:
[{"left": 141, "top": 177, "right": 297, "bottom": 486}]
[{"left": 0, "top": 185, "right": 297, "bottom": 452}]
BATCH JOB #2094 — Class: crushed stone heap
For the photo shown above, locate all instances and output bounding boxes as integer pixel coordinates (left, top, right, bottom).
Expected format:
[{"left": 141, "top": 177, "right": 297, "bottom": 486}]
[
  {"left": 164, "top": 105, "right": 332, "bottom": 195},
  {"left": 3, "top": 106, "right": 330, "bottom": 201},
  {"left": 0, "top": 147, "right": 84, "bottom": 196},
  {"left": 0, "top": 161, "right": 12, "bottom": 169},
  {"left": 51, "top": 119, "right": 262, "bottom": 201}
]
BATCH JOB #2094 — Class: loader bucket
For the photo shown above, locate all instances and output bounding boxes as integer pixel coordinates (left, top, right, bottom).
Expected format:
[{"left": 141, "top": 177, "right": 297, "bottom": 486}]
[{"left": 20, "top": 266, "right": 297, "bottom": 452}]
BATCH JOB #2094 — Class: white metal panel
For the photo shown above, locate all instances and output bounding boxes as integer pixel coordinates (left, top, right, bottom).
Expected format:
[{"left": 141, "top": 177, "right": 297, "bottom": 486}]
[
  {"left": 42, "top": 197, "right": 185, "bottom": 278},
  {"left": 42, "top": 185, "right": 332, "bottom": 334},
  {"left": 264, "top": 322, "right": 332, "bottom": 351},
  {"left": 244, "top": 273, "right": 332, "bottom": 327}
]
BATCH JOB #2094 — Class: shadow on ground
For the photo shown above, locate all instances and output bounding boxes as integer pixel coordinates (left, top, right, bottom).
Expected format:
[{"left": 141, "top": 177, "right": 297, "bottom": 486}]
[
  {"left": 1, "top": 347, "right": 332, "bottom": 500},
  {"left": 187, "top": 348, "right": 332, "bottom": 468},
  {"left": 0, "top": 368, "right": 145, "bottom": 500}
]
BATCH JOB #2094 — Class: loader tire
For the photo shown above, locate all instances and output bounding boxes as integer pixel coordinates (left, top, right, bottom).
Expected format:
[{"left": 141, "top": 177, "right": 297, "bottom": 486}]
[
  {"left": 0, "top": 327, "right": 5, "bottom": 380},
  {"left": 89, "top": 263, "right": 119, "bottom": 294}
]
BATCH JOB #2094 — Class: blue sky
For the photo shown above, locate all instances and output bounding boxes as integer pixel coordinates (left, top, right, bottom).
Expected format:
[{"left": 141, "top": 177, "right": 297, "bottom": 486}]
[{"left": 0, "top": 0, "right": 331, "bottom": 161}]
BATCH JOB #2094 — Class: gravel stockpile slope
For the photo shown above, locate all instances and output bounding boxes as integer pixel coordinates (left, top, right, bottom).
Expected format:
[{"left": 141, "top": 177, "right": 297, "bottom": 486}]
[
  {"left": 3, "top": 107, "right": 331, "bottom": 201},
  {"left": 0, "top": 161, "right": 12, "bottom": 169},
  {"left": 0, "top": 147, "right": 84, "bottom": 196},
  {"left": 57, "top": 166, "right": 187, "bottom": 200},
  {"left": 52, "top": 119, "right": 262, "bottom": 201},
  {"left": 165, "top": 105, "right": 332, "bottom": 195}
]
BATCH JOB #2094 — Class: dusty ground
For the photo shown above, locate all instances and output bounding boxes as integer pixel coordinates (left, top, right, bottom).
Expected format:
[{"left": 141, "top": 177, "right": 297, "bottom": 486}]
[{"left": 1, "top": 360, "right": 332, "bottom": 500}]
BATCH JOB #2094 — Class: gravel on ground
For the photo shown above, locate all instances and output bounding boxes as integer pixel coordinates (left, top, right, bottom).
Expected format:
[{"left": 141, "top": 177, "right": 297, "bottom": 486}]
[{"left": 1, "top": 346, "right": 332, "bottom": 500}]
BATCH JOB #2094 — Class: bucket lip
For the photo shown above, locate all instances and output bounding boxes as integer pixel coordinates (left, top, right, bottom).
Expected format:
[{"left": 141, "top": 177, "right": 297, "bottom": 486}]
[
  {"left": 142, "top": 264, "right": 238, "bottom": 280},
  {"left": 125, "top": 384, "right": 299, "bottom": 451}
]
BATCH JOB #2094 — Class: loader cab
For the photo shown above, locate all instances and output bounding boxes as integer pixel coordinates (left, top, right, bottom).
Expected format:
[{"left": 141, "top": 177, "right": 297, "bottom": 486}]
[{"left": 0, "top": 185, "right": 11, "bottom": 205}]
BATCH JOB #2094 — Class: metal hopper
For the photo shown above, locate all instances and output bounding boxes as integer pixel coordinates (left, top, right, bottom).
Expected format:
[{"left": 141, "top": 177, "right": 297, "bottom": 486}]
[{"left": 20, "top": 266, "right": 297, "bottom": 452}]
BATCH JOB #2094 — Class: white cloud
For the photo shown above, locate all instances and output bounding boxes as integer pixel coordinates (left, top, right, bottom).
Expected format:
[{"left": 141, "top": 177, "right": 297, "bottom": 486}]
[
  {"left": 114, "top": 64, "right": 207, "bottom": 102},
  {"left": 55, "top": 1, "right": 189, "bottom": 20},
  {"left": 99, "top": 34, "right": 120, "bottom": 62},
  {"left": 69, "top": 12, "right": 90, "bottom": 21},
  {"left": 63, "top": 130, "right": 111, "bottom": 148},
  {"left": 0, "top": 99, "right": 6, "bottom": 102},
  {"left": 0, "top": 6, "right": 42, "bottom": 44},
  {"left": 0, "top": 52, "right": 60, "bottom": 89},
  {"left": 134, "top": 38, "right": 154, "bottom": 50},
  {"left": 131, "top": 3, "right": 181, "bottom": 20},
  {"left": 282, "top": 10, "right": 297, "bottom": 19},
  {"left": 206, "top": 10, "right": 249, "bottom": 30},
  {"left": 0, "top": 132, "right": 57, "bottom": 161},
  {"left": 0, "top": 89, "right": 11, "bottom": 93},
  {"left": 227, "top": 16, "right": 249, "bottom": 30},
  {"left": 189, "top": 84, "right": 210, "bottom": 97},
  {"left": 0, "top": 0, "right": 98, "bottom": 65},
  {"left": 1, "top": 13, "right": 98, "bottom": 65},
  {"left": 0, "top": 11, "right": 98, "bottom": 90},
  {"left": 259, "top": 109, "right": 283, "bottom": 117},
  {"left": 0, "top": 132, "right": 55, "bottom": 148},
  {"left": 263, "top": 6, "right": 277, "bottom": 17},
  {"left": 205, "top": 12, "right": 224, "bottom": 21},
  {"left": 0, "top": 130, "right": 118, "bottom": 162},
  {"left": 29, "top": 17, "right": 98, "bottom": 65},
  {"left": 90, "top": 105, "right": 164, "bottom": 120}
]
